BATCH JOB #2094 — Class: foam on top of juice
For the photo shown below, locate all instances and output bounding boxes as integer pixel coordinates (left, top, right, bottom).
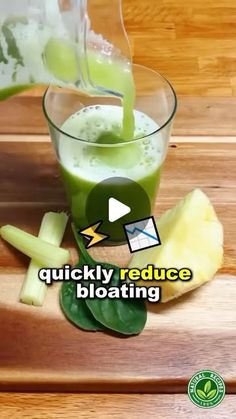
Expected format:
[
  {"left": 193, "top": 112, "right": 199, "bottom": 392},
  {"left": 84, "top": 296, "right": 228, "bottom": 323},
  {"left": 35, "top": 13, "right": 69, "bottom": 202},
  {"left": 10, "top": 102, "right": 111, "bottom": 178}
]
[{"left": 60, "top": 105, "right": 165, "bottom": 183}]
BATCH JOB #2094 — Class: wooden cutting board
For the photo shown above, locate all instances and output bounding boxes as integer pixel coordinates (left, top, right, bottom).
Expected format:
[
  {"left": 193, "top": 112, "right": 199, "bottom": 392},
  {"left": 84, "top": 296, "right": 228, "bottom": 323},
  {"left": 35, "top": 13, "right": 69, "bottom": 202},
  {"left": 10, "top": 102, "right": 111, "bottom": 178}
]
[{"left": 0, "top": 135, "right": 235, "bottom": 392}]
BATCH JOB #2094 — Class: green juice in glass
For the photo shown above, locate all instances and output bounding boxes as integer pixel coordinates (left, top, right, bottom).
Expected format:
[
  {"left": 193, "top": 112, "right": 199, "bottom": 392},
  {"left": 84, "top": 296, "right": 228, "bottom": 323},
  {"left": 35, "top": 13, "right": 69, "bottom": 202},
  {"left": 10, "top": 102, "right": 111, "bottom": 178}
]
[
  {"left": 59, "top": 104, "right": 163, "bottom": 243},
  {"left": 40, "top": 47, "right": 162, "bottom": 243},
  {"left": 55, "top": 52, "right": 163, "bottom": 244}
]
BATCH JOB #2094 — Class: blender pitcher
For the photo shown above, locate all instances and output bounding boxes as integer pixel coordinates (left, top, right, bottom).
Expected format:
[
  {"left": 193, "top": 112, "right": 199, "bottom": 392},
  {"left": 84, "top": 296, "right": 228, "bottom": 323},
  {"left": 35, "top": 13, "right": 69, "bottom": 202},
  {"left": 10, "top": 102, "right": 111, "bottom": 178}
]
[{"left": 0, "top": 0, "right": 133, "bottom": 100}]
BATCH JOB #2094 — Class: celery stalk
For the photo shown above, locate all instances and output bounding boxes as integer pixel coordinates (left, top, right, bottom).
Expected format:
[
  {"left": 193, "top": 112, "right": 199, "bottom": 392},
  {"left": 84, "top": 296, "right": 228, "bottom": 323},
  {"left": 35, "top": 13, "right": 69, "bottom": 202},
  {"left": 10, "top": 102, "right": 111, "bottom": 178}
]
[
  {"left": 0, "top": 222, "right": 70, "bottom": 268},
  {"left": 20, "top": 212, "right": 69, "bottom": 306}
]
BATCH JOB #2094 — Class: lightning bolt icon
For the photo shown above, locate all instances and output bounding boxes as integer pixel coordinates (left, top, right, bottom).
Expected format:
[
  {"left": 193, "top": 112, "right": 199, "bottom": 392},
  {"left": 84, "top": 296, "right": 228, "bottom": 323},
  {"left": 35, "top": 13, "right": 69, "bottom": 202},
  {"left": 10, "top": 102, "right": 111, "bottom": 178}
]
[{"left": 79, "top": 221, "right": 109, "bottom": 248}]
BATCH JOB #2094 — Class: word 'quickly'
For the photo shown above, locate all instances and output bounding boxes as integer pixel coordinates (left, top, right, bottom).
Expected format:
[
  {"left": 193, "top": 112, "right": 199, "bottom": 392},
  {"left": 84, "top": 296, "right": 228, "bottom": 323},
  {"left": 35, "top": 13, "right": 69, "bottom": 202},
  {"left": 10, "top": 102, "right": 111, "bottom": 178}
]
[{"left": 39, "top": 264, "right": 113, "bottom": 285}]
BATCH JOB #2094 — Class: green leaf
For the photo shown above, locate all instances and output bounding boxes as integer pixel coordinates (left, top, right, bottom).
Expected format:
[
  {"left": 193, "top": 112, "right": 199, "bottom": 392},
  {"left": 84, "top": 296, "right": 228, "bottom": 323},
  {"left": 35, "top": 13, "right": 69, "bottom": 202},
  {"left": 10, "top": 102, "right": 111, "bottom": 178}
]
[
  {"left": 84, "top": 263, "right": 147, "bottom": 335},
  {"left": 60, "top": 228, "right": 104, "bottom": 331},
  {"left": 204, "top": 380, "right": 212, "bottom": 394},
  {"left": 197, "top": 389, "right": 207, "bottom": 399},
  {"left": 207, "top": 389, "right": 217, "bottom": 399},
  {"left": 60, "top": 251, "right": 104, "bottom": 331},
  {"left": 60, "top": 224, "right": 147, "bottom": 336},
  {"left": 60, "top": 280, "right": 104, "bottom": 331}
]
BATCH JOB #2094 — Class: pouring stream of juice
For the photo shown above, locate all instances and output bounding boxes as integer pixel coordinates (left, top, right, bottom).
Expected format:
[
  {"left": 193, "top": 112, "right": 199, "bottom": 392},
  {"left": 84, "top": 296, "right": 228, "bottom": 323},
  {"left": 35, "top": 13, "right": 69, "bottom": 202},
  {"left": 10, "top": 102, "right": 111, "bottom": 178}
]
[{"left": 0, "top": 0, "right": 135, "bottom": 139}]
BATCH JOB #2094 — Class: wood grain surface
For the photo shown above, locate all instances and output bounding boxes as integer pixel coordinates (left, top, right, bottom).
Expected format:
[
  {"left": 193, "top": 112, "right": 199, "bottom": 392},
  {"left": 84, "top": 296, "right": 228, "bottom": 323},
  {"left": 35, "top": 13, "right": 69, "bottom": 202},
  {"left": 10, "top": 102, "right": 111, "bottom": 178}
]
[
  {"left": 0, "top": 394, "right": 235, "bottom": 419},
  {"left": 0, "top": 137, "right": 235, "bottom": 393},
  {"left": 123, "top": 0, "right": 236, "bottom": 97},
  {"left": 0, "top": 0, "right": 236, "bottom": 416}
]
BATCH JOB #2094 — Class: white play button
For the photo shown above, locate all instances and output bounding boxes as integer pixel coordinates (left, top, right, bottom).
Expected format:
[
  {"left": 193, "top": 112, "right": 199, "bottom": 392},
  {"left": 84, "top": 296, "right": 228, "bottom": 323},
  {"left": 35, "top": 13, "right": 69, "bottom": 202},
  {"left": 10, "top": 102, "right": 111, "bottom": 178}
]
[{"left": 108, "top": 197, "right": 131, "bottom": 223}]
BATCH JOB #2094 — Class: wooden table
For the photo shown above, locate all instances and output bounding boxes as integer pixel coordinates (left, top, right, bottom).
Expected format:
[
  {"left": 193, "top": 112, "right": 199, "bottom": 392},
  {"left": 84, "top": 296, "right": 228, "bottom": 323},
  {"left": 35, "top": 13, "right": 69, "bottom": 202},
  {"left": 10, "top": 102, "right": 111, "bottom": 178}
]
[
  {"left": 0, "top": 394, "right": 236, "bottom": 418},
  {"left": 0, "top": 0, "right": 236, "bottom": 417}
]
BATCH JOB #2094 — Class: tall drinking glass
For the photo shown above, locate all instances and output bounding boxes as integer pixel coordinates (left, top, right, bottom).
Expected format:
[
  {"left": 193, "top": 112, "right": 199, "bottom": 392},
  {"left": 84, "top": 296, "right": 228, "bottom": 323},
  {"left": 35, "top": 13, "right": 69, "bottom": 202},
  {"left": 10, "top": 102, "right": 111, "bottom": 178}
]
[{"left": 43, "top": 65, "right": 177, "bottom": 244}]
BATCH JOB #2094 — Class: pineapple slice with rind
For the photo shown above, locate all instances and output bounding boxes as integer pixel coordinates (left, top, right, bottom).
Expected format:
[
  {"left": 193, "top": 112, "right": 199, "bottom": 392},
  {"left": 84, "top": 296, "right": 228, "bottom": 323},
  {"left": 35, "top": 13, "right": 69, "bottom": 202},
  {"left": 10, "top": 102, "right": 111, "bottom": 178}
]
[{"left": 129, "top": 189, "right": 224, "bottom": 302}]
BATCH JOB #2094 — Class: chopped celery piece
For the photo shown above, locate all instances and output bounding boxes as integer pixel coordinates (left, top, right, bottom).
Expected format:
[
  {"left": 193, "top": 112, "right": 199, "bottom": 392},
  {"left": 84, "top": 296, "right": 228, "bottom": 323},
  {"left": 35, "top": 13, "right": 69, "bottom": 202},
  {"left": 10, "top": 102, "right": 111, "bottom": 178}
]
[
  {"left": 20, "top": 212, "right": 69, "bottom": 306},
  {"left": 0, "top": 224, "right": 70, "bottom": 268}
]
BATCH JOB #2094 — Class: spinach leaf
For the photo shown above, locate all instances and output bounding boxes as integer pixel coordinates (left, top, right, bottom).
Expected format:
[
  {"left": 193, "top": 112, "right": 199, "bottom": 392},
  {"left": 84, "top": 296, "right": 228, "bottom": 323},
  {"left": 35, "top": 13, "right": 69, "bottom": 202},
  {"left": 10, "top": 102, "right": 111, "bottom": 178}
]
[
  {"left": 60, "top": 224, "right": 147, "bottom": 336},
  {"left": 85, "top": 277, "right": 147, "bottom": 335},
  {"left": 74, "top": 226, "right": 147, "bottom": 335},
  {"left": 60, "top": 280, "right": 104, "bottom": 331},
  {"left": 60, "top": 252, "right": 105, "bottom": 331}
]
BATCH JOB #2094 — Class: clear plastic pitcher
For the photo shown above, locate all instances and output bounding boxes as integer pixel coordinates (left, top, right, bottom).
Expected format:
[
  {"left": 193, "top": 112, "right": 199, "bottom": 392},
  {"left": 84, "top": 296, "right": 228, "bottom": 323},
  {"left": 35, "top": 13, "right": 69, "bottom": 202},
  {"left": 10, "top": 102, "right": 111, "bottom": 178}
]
[{"left": 0, "top": 0, "right": 132, "bottom": 100}]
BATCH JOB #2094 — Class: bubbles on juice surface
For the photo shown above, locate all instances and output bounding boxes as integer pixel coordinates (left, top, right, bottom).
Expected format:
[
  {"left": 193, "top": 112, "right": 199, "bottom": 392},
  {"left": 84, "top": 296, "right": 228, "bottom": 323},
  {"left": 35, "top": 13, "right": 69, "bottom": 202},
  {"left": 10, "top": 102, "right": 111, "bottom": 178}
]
[{"left": 60, "top": 105, "right": 165, "bottom": 182}]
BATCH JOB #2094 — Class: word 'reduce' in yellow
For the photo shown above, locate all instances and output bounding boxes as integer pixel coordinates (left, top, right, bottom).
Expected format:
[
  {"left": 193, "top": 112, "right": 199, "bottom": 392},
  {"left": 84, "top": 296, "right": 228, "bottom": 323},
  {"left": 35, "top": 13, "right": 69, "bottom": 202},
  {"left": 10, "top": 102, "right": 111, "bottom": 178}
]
[{"left": 120, "top": 264, "right": 192, "bottom": 282}]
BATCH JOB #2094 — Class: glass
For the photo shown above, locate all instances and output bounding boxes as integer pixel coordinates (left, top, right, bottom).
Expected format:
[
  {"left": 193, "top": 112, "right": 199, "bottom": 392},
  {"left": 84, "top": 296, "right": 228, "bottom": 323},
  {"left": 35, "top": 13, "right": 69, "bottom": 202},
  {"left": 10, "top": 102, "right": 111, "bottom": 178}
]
[{"left": 43, "top": 64, "right": 177, "bottom": 244}]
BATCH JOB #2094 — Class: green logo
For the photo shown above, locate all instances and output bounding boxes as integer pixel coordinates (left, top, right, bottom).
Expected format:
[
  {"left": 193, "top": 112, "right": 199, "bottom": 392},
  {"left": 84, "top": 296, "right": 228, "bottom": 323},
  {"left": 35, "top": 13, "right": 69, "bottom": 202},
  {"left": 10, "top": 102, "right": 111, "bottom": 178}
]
[{"left": 188, "top": 370, "right": 225, "bottom": 409}]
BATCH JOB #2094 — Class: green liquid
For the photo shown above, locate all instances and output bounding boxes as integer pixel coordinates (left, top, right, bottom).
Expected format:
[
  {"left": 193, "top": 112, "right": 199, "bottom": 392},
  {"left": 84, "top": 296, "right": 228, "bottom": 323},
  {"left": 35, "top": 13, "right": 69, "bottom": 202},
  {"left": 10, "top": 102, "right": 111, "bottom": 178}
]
[
  {"left": 84, "top": 51, "right": 135, "bottom": 139},
  {"left": 59, "top": 106, "right": 162, "bottom": 243},
  {"left": 61, "top": 165, "right": 161, "bottom": 244}
]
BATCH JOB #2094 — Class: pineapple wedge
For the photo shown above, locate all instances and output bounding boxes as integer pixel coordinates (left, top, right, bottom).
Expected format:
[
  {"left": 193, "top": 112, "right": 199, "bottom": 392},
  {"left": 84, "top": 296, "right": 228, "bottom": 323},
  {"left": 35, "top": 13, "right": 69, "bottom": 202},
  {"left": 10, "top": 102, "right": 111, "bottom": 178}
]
[{"left": 129, "top": 189, "right": 224, "bottom": 302}]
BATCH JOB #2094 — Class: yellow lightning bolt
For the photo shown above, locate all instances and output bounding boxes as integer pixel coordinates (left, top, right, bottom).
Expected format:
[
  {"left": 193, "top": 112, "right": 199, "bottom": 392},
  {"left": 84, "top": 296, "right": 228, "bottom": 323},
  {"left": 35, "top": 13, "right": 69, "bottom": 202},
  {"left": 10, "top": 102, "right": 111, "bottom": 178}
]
[{"left": 80, "top": 221, "right": 109, "bottom": 248}]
